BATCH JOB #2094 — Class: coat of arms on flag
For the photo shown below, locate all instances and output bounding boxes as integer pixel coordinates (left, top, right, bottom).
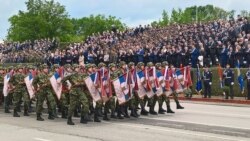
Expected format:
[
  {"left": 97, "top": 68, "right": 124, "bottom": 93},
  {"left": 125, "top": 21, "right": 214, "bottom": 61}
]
[
  {"left": 24, "top": 72, "right": 35, "bottom": 99},
  {"left": 50, "top": 71, "right": 62, "bottom": 99},
  {"left": 113, "top": 73, "right": 130, "bottom": 105},
  {"left": 85, "top": 73, "right": 102, "bottom": 102},
  {"left": 162, "top": 66, "right": 172, "bottom": 96}
]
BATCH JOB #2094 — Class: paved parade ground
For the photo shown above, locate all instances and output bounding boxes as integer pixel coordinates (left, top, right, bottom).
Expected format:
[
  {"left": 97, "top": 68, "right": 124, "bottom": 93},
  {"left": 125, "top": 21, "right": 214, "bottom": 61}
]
[{"left": 0, "top": 101, "right": 250, "bottom": 141}]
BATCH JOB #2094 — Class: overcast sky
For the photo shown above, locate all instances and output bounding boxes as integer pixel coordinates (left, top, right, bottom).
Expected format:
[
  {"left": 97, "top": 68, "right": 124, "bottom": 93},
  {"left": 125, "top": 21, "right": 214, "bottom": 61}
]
[{"left": 0, "top": 0, "right": 250, "bottom": 40}]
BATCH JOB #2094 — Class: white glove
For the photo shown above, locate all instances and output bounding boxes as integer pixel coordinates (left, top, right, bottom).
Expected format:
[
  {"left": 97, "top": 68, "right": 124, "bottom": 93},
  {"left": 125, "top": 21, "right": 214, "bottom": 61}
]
[
  {"left": 231, "top": 82, "right": 234, "bottom": 85},
  {"left": 209, "top": 82, "right": 212, "bottom": 85}
]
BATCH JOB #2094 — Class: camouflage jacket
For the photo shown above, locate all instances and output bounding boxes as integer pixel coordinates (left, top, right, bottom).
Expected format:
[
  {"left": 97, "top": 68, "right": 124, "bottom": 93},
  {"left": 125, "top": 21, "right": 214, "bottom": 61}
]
[
  {"left": 32, "top": 73, "right": 51, "bottom": 90},
  {"left": 9, "top": 73, "right": 26, "bottom": 88},
  {"left": 67, "top": 72, "right": 88, "bottom": 89}
]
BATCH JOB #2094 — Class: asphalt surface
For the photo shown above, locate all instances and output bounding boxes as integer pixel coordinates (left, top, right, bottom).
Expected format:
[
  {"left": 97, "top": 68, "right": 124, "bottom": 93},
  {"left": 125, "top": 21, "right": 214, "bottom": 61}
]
[{"left": 0, "top": 101, "right": 250, "bottom": 141}]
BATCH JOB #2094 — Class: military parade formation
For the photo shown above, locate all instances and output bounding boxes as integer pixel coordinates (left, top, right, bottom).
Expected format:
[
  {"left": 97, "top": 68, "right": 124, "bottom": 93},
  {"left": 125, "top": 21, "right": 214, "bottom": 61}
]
[{"left": 0, "top": 61, "right": 250, "bottom": 126}]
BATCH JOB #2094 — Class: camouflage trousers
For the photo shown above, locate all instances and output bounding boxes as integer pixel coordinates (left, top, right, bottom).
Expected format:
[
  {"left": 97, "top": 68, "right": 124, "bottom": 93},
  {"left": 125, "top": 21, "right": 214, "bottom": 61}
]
[
  {"left": 36, "top": 87, "right": 56, "bottom": 114},
  {"left": 13, "top": 86, "right": 30, "bottom": 111},
  {"left": 68, "top": 88, "right": 89, "bottom": 118},
  {"left": 104, "top": 96, "right": 116, "bottom": 113},
  {"left": 60, "top": 92, "right": 70, "bottom": 109}
]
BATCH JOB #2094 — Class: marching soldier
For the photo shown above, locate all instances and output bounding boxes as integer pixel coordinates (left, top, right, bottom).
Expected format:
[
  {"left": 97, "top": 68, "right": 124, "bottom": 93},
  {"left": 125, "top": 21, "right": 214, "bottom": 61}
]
[
  {"left": 3, "top": 66, "right": 13, "bottom": 114},
  {"left": 9, "top": 65, "right": 30, "bottom": 117},
  {"left": 65, "top": 64, "right": 90, "bottom": 125},
  {"left": 223, "top": 64, "right": 235, "bottom": 99},
  {"left": 245, "top": 66, "right": 250, "bottom": 100},
  {"left": 159, "top": 61, "right": 175, "bottom": 114},
  {"left": 136, "top": 62, "right": 149, "bottom": 115},
  {"left": 128, "top": 62, "right": 139, "bottom": 118},
  {"left": 32, "top": 64, "right": 56, "bottom": 121},
  {"left": 109, "top": 63, "right": 122, "bottom": 119},
  {"left": 0, "top": 66, "right": 5, "bottom": 106},
  {"left": 202, "top": 65, "right": 213, "bottom": 98}
]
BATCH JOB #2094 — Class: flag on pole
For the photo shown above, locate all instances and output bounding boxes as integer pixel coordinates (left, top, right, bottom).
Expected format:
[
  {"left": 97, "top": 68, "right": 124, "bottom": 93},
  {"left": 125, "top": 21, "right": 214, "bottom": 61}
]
[
  {"left": 50, "top": 72, "right": 62, "bottom": 99},
  {"left": 136, "top": 70, "right": 152, "bottom": 98},
  {"left": 236, "top": 60, "right": 244, "bottom": 94},
  {"left": 196, "top": 65, "right": 202, "bottom": 93},
  {"left": 3, "top": 73, "right": 11, "bottom": 97},
  {"left": 113, "top": 73, "right": 130, "bottom": 105},
  {"left": 85, "top": 73, "right": 102, "bottom": 102},
  {"left": 24, "top": 73, "right": 35, "bottom": 99},
  {"left": 218, "top": 64, "right": 224, "bottom": 88}
]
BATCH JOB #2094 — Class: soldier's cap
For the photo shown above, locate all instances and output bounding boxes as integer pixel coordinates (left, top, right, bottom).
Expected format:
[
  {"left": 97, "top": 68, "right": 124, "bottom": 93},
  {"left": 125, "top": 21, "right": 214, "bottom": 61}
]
[
  {"left": 137, "top": 62, "right": 144, "bottom": 67},
  {"left": 162, "top": 61, "right": 169, "bottom": 66},
  {"left": 64, "top": 64, "right": 71, "bottom": 69},
  {"left": 40, "top": 64, "right": 48, "bottom": 69},
  {"left": 119, "top": 61, "right": 126, "bottom": 67},
  {"left": 8, "top": 66, "right": 14, "bottom": 70},
  {"left": 72, "top": 64, "right": 79, "bottom": 69},
  {"left": 85, "top": 64, "right": 92, "bottom": 70},
  {"left": 98, "top": 63, "right": 106, "bottom": 68},
  {"left": 109, "top": 63, "right": 116, "bottom": 68},
  {"left": 91, "top": 64, "right": 97, "bottom": 68},
  {"left": 27, "top": 65, "right": 35, "bottom": 69},
  {"left": 128, "top": 62, "right": 135, "bottom": 67},
  {"left": 155, "top": 63, "right": 162, "bottom": 68},
  {"left": 147, "top": 62, "right": 154, "bottom": 67},
  {"left": 52, "top": 64, "right": 60, "bottom": 69},
  {"left": 0, "top": 66, "right": 3, "bottom": 70},
  {"left": 17, "top": 65, "right": 24, "bottom": 69}
]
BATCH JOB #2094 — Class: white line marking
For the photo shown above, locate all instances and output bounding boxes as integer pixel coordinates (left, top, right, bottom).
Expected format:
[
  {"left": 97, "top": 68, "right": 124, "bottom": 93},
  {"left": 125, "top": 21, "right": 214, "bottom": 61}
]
[
  {"left": 33, "top": 137, "right": 52, "bottom": 141},
  {"left": 140, "top": 116, "right": 250, "bottom": 130},
  {"left": 182, "top": 110, "right": 250, "bottom": 119},
  {"left": 103, "top": 121, "right": 247, "bottom": 141}
]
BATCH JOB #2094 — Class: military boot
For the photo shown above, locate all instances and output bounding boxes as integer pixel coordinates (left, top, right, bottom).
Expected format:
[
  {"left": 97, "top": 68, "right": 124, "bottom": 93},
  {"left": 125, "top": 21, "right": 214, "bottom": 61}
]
[
  {"left": 37, "top": 113, "right": 44, "bottom": 121},
  {"left": 48, "top": 112, "right": 55, "bottom": 120},
  {"left": 67, "top": 116, "right": 75, "bottom": 125},
  {"left": 167, "top": 105, "right": 175, "bottom": 113},
  {"left": 13, "top": 109, "right": 20, "bottom": 117}
]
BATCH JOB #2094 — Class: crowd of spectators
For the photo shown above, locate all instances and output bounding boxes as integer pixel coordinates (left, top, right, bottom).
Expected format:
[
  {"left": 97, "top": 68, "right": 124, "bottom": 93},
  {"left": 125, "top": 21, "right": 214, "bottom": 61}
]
[{"left": 1, "top": 15, "right": 250, "bottom": 68}]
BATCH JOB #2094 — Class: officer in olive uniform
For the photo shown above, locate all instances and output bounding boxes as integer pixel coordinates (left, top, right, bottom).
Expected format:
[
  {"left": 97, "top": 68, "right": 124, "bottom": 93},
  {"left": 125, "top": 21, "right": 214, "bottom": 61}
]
[
  {"left": 9, "top": 65, "right": 30, "bottom": 117},
  {"left": 32, "top": 64, "right": 56, "bottom": 121},
  {"left": 223, "top": 64, "right": 235, "bottom": 99},
  {"left": 202, "top": 65, "right": 213, "bottom": 98},
  {"left": 245, "top": 66, "right": 250, "bottom": 100}
]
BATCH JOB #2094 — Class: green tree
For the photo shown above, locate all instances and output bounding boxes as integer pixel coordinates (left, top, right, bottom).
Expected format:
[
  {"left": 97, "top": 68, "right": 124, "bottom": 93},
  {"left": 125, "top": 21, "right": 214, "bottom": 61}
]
[{"left": 7, "top": 0, "right": 73, "bottom": 42}]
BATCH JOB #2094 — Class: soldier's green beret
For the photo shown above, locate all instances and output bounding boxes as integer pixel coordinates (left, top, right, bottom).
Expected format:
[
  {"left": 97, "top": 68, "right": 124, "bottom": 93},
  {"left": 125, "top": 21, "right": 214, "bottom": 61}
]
[
  {"left": 162, "top": 61, "right": 169, "bottom": 67},
  {"left": 128, "top": 62, "right": 135, "bottom": 68},
  {"left": 109, "top": 63, "right": 116, "bottom": 68},
  {"left": 40, "top": 64, "right": 48, "bottom": 69},
  {"left": 119, "top": 61, "right": 126, "bottom": 67},
  {"left": 64, "top": 64, "right": 71, "bottom": 69},
  {"left": 137, "top": 62, "right": 144, "bottom": 67},
  {"left": 147, "top": 62, "right": 154, "bottom": 67},
  {"left": 98, "top": 63, "right": 106, "bottom": 68}
]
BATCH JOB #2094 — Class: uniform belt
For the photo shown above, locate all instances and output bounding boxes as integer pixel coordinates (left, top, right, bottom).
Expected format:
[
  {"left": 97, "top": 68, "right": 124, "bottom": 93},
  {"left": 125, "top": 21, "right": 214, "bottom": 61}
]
[
  {"left": 225, "top": 77, "right": 231, "bottom": 79},
  {"left": 204, "top": 79, "right": 210, "bottom": 81}
]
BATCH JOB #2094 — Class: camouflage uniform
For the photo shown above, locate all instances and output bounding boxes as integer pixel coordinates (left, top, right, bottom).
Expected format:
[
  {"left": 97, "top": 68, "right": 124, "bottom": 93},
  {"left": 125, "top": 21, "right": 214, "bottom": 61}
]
[
  {"left": 32, "top": 64, "right": 56, "bottom": 121},
  {"left": 134, "top": 62, "right": 149, "bottom": 116},
  {"left": 103, "top": 63, "right": 117, "bottom": 120},
  {"left": 0, "top": 67, "right": 4, "bottom": 105},
  {"left": 9, "top": 65, "right": 30, "bottom": 117},
  {"left": 4, "top": 66, "right": 13, "bottom": 113},
  {"left": 60, "top": 64, "right": 72, "bottom": 119},
  {"left": 66, "top": 64, "right": 89, "bottom": 125},
  {"left": 127, "top": 62, "right": 139, "bottom": 118}
]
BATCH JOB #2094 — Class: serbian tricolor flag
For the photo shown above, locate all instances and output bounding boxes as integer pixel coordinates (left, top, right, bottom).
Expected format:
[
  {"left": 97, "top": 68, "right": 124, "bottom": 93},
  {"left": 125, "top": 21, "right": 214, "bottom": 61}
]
[
  {"left": 50, "top": 71, "right": 62, "bottom": 99},
  {"left": 155, "top": 69, "right": 164, "bottom": 96},
  {"left": 85, "top": 72, "right": 102, "bottom": 102},
  {"left": 113, "top": 73, "right": 130, "bottom": 105},
  {"left": 3, "top": 73, "right": 11, "bottom": 97},
  {"left": 146, "top": 67, "right": 159, "bottom": 93},
  {"left": 173, "top": 68, "right": 183, "bottom": 93},
  {"left": 128, "top": 68, "right": 138, "bottom": 97},
  {"left": 98, "top": 67, "right": 112, "bottom": 102},
  {"left": 162, "top": 66, "right": 171, "bottom": 91},
  {"left": 25, "top": 72, "right": 35, "bottom": 99},
  {"left": 136, "top": 70, "right": 147, "bottom": 99}
]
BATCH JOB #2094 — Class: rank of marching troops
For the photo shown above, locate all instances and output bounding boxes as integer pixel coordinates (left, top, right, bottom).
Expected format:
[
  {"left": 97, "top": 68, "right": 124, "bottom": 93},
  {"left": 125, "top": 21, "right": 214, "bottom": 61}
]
[{"left": 1, "top": 62, "right": 250, "bottom": 125}]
